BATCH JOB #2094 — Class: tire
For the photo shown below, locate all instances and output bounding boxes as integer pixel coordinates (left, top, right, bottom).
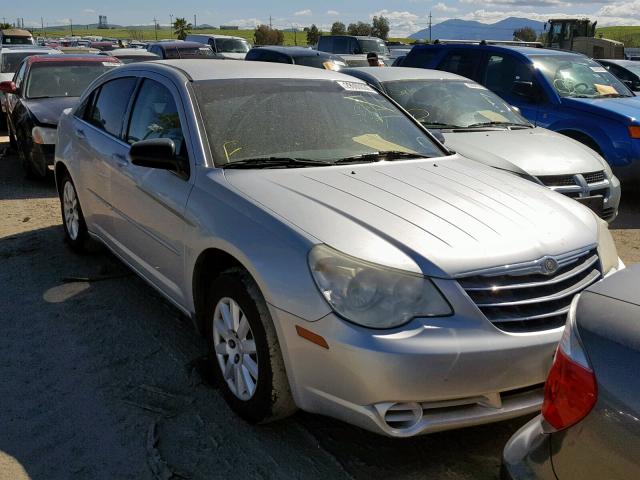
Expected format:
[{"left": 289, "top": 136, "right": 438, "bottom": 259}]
[
  {"left": 59, "top": 172, "right": 90, "bottom": 253},
  {"left": 206, "top": 268, "right": 296, "bottom": 424}
]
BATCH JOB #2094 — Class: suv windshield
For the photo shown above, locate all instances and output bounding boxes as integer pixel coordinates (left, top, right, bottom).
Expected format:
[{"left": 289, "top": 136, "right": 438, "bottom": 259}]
[
  {"left": 384, "top": 79, "right": 529, "bottom": 129},
  {"left": 26, "top": 62, "right": 117, "bottom": 99},
  {"left": 1, "top": 52, "right": 44, "bottom": 73},
  {"left": 358, "top": 39, "right": 389, "bottom": 55},
  {"left": 532, "top": 54, "right": 633, "bottom": 98},
  {"left": 216, "top": 38, "right": 250, "bottom": 53},
  {"left": 194, "top": 79, "right": 443, "bottom": 166}
]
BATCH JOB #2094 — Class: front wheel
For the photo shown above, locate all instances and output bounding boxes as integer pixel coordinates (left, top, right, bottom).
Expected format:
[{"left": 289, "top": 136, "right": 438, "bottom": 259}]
[
  {"left": 59, "top": 172, "right": 90, "bottom": 252},
  {"left": 206, "top": 268, "right": 296, "bottom": 424}
]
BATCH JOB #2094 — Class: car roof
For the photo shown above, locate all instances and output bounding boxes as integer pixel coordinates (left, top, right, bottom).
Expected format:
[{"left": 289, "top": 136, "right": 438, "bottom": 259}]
[
  {"left": 188, "top": 34, "right": 245, "bottom": 40},
  {"left": 342, "top": 66, "right": 468, "bottom": 83},
  {"left": 0, "top": 29, "right": 32, "bottom": 36},
  {"left": 0, "top": 47, "right": 57, "bottom": 55},
  {"left": 127, "top": 59, "right": 364, "bottom": 82},
  {"left": 105, "top": 48, "right": 158, "bottom": 56},
  {"left": 149, "top": 41, "right": 208, "bottom": 49},
  {"left": 253, "top": 46, "right": 334, "bottom": 57},
  {"left": 415, "top": 43, "right": 585, "bottom": 58},
  {"left": 27, "top": 54, "right": 119, "bottom": 65}
]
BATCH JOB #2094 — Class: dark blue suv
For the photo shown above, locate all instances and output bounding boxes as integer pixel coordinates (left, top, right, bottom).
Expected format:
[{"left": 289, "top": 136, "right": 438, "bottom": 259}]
[{"left": 403, "top": 43, "right": 640, "bottom": 180}]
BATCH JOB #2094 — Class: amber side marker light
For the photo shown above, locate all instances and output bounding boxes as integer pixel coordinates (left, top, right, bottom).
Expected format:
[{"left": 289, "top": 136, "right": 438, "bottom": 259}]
[
  {"left": 295, "top": 325, "right": 329, "bottom": 349},
  {"left": 629, "top": 126, "right": 640, "bottom": 139}
]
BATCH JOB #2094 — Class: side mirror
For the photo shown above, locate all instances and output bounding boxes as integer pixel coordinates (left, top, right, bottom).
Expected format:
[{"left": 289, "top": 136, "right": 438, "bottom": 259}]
[
  {"left": 0, "top": 81, "right": 17, "bottom": 94},
  {"left": 512, "top": 81, "right": 536, "bottom": 100},
  {"left": 129, "top": 138, "right": 178, "bottom": 171}
]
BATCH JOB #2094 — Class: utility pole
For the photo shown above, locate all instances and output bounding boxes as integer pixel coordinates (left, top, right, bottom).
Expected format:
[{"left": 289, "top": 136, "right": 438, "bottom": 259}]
[
  {"left": 154, "top": 17, "right": 158, "bottom": 40},
  {"left": 70, "top": 19, "right": 73, "bottom": 36},
  {"left": 269, "top": 15, "right": 272, "bottom": 30},
  {"left": 169, "top": 14, "right": 173, "bottom": 38},
  {"left": 194, "top": 14, "right": 197, "bottom": 29},
  {"left": 41, "top": 17, "right": 44, "bottom": 36},
  {"left": 292, "top": 24, "right": 297, "bottom": 45},
  {"left": 428, "top": 11, "right": 432, "bottom": 42}
]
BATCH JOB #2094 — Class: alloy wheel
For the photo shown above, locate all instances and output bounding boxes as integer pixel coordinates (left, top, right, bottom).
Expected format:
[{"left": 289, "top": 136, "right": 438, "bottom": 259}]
[
  {"left": 63, "top": 181, "right": 80, "bottom": 241},
  {"left": 212, "top": 297, "right": 259, "bottom": 401}
]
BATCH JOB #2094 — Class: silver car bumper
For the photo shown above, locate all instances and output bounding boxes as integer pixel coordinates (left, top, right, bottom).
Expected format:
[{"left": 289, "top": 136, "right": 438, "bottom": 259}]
[{"left": 270, "top": 281, "right": 561, "bottom": 437}]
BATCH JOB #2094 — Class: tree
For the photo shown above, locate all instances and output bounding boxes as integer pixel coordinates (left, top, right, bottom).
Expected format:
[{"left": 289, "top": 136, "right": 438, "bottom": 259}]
[
  {"left": 174, "top": 17, "right": 192, "bottom": 40},
  {"left": 254, "top": 25, "right": 284, "bottom": 45},
  {"left": 371, "top": 16, "right": 390, "bottom": 40},
  {"left": 307, "top": 24, "right": 320, "bottom": 46},
  {"left": 331, "top": 21, "right": 346, "bottom": 35},
  {"left": 347, "top": 21, "right": 372, "bottom": 36},
  {"left": 513, "top": 26, "right": 537, "bottom": 42},
  {"left": 0, "top": 23, "right": 12, "bottom": 30}
]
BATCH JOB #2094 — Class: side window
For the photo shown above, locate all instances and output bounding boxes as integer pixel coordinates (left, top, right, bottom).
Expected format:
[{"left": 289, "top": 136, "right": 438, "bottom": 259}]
[
  {"left": 87, "top": 77, "right": 138, "bottom": 138},
  {"left": 245, "top": 50, "right": 261, "bottom": 61},
  {"left": 126, "top": 79, "right": 189, "bottom": 174},
  {"left": 150, "top": 46, "right": 161, "bottom": 56},
  {"left": 14, "top": 61, "right": 27, "bottom": 88},
  {"left": 208, "top": 39, "right": 217, "bottom": 51},
  {"left": 484, "top": 54, "right": 534, "bottom": 96},
  {"left": 351, "top": 39, "right": 362, "bottom": 54},
  {"left": 164, "top": 48, "right": 180, "bottom": 60},
  {"left": 318, "top": 37, "right": 332, "bottom": 52},
  {"left": 75, "top": 89, "right": 96, "bottom": 119},
  {"left": 439, "top": 50, "right": 481, "bottom": 80},
  {"left": 608, "top": 64, "right": 633, "bottom": 82},
  {"left": 332, "top": 37, "right": 350, "bottom": 54},
  {"left": 403, "top": 48, "right": 438, "bottom": 68}
]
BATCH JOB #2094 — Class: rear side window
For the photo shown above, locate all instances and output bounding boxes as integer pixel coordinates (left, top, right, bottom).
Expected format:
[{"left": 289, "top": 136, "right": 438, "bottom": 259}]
[
  {"left": 439, "top": 50, "right": 481, "bottom": 80},
  {"left": 403, "top": 48, "right": 438, "bottom": 68},
  {"left": 332, "top": 37, "right": 351, "bottom": 54},
  {"left": 484, "top": 54, "right": 534, "bottom": 95},
  {"left": 317, "top": 37, "right": 333, "bottom": 52},
  {"left": 87, "top": 77, "right": 138, "bottom": 138}
]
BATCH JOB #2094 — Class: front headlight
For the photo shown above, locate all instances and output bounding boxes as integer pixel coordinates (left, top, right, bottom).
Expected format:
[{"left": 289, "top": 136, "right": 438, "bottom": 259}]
[
  {"left": 597, "top": 217, "right": 619, "bottom": 274},
  {"left": 308, "top": 244, "right": 452, "bottom": 329},
  {"left": 32, "top": 126, "right": 57, "bottom": 145}
]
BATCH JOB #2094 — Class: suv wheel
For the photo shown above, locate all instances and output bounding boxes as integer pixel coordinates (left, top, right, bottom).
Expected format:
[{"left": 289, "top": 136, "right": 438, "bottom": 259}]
[{"left": 206, "top": 268, "right": 296, "bottom": 423}]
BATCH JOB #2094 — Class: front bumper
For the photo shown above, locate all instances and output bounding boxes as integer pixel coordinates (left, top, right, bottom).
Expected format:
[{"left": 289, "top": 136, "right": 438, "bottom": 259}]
[
  {"left": 502, "top": 416, "right": 556, "bottom": 480},
  {"left": 270, "top": 279, "right": 562, "bottom": 437}
]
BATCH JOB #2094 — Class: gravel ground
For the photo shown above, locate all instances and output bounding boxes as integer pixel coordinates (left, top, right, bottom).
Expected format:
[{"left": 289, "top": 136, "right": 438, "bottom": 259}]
[{"left": 0, "top": 134, "right": 638, "bottom": 480}]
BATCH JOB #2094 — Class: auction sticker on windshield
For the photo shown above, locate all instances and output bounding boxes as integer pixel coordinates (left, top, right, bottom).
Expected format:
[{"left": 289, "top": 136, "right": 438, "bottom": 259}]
[{"left": 336, "top": 81, "right": 375, "bottom": 93}]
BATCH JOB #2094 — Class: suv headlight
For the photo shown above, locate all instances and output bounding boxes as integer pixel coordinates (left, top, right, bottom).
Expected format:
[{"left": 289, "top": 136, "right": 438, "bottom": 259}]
[
  {"left": 597, "top": 217, "right": 619, "bottom": 274},
  {"left": 308, "top": 244, "right": 452, "bottom": 329}
]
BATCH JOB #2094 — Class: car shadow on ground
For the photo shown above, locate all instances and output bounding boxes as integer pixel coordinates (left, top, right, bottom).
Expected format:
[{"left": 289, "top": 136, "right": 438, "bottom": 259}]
[{"left": 611, "top": 182, "right": 640, "bottom": 230}]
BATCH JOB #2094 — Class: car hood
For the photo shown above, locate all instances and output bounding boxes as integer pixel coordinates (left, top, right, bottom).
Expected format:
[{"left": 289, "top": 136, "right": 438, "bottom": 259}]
[
  {"left": 23, "top": 96, "right": 79, "bottom": 126},
  {"left": 224, "top": 155, "right": 598, "bottom": 278},
  {"left": 562, "top": 96, "right": 640, "bottom": 124},
  {"left": 443, "top": 127, "right": 607, "bottom": 177}
]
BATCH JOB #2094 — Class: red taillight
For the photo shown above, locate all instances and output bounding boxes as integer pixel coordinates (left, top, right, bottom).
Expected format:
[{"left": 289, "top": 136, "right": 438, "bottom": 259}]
[{"left": 542, "top": 301, "right": 597, "bottom": 431}]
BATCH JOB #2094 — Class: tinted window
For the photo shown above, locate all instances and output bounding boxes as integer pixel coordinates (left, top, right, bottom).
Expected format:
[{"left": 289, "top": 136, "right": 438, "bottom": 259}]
[
  {"left": 127, "top": 79, "right": 188, "bottom": 168},
  {"left": 439, "top": 50, "right": 480, "bottom": 80},
  {"left": 484, "top": 54, "right": 534, "bottom": 96},
  {"left": 1, "top": 52, "right": 38, "bottom": 73},
  {"left": 215, "top": 38, "right": 250, "bottom": 53},
  {"left": 317, "top": 37, "right": 333, "bottom": 52},
  {"left": 87, "top": 77, "right": 138, "bottom": 137},
  {"left": 403, "top": 48, "right": 438, "bottom": 68},
  {"left": 332, "top": 37, "right": 351, "bottom": 54},
  {"left": 295, "top": 55, "right": 330, "bottom": 68}
]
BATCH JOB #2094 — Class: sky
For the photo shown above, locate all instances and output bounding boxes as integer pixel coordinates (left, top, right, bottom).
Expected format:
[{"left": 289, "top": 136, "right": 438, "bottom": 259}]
[{"left": 6, "top": 0, "right": 640, "bottom": 37}]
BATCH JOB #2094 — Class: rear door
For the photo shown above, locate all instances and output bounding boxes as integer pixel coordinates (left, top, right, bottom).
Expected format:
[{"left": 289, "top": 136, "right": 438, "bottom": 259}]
[{"left": 110, "top": 76, "right": 195, "bottom": 304}]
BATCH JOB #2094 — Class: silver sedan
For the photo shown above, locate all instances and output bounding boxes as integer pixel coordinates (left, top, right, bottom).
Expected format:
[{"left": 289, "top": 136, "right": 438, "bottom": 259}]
[{"left": 55, "top": 61, "right": 623, "bottom": 437}]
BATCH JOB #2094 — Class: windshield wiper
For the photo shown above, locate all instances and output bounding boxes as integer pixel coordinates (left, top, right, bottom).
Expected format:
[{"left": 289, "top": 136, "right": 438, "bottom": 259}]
[
  {"left": 421, "top": 122, "right": 462, "bottom": 129},
  {"left": 464, "top": 121, "right": 531, "bottom": 129},
  {"left": 221, "top": 157, "right": 330, "bottom": 169},
  {"left": 334, "top": 151, "right": 426, "bottom": 164}
]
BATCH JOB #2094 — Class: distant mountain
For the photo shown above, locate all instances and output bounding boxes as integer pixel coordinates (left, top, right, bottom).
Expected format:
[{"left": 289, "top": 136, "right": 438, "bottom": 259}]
[{"left": 410, "top": 17, "right": 545, "bottom": 41}]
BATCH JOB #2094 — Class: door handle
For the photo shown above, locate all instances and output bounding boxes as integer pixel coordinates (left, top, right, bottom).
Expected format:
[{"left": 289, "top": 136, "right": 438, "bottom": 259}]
[{"left": 74, "top": 128, "right": 85, "bottom": 138}]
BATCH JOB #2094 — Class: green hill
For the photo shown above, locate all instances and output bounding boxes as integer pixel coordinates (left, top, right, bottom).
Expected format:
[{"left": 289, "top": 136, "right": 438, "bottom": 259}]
[{"left": 597, "top": 26, "right": 640, "bottom": 47}]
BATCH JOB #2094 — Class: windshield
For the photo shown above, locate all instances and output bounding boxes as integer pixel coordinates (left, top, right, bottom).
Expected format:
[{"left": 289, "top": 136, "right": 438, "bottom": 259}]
[
  {"left": 26, "top": 62, "right": 117, "bottom": 99},
  {"left": 1, "top": 52, "right": 44, "bottom": 73},
  {"left": 532, "top": 54, "right": 633, "bottom": 98},
  {"left": 193, "top": 78, "right": 443, "bottom": 166},
  {"left": 2, "top": 36, "right": 34, "bottom": 45},
  {"left": 619, "top": 62, "right": 640, "bottom": 77},
  {"left": 215, "top": 38, "right": 250, "bottom": 53},
  {"left": 384, "top": 79, "right": 529, "bottom": 129},
  {"left": 358, "top": 39, "right": 389, "bottom": 55}
]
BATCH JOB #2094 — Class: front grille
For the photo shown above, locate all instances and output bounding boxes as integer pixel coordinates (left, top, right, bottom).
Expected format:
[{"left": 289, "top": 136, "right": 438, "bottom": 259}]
[
  {"left": 458, "top": 248, "right": 601, "bottom": 333},
  {"left": 538, "top": 175, "right": 576, "bottom": 187},
  {"left": 602, "top": 207, "right": 616, "bottom": 220},
  {"left": 583, "top": 171, "right": 606, "bottom": 184}
]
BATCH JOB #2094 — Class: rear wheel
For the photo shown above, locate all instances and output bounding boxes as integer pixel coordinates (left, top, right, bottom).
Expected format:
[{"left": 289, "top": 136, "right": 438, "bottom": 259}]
[
  {"left": 206, "top": 268, "right": 296, "bottom": 424},
  {"left": 59, "top": 172, "right": 90, "bottom": 252}
]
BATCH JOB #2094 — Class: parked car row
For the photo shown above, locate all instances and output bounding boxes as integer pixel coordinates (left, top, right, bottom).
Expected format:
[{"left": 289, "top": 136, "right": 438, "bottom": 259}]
[{"left": 0, "top": 35, "right": 639, "bottom": 478}]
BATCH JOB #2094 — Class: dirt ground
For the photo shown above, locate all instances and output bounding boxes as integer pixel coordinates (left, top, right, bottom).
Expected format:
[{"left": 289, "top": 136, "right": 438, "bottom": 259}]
[{"left": 0, "top": 134, "right": 638, "bottom": 480}]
